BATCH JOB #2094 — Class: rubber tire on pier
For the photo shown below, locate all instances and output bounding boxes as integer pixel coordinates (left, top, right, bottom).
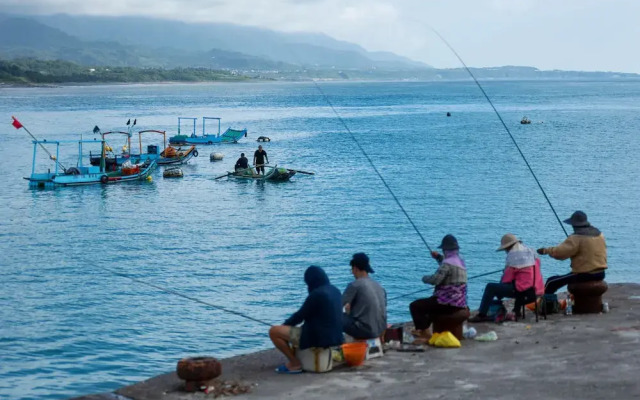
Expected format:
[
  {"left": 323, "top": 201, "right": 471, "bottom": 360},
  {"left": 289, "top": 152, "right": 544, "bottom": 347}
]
[
  {"left": 568, "top": 280, "right": 608, "bottom": 314},
  {"left": 100, "top": 175, "right": 108, "bottom": 184},
  {"left": 432, "top": 308, "right": 470, "bottom": 341},
  {"left": 176, "top": 357, "right": 222, "bottom": 382}
]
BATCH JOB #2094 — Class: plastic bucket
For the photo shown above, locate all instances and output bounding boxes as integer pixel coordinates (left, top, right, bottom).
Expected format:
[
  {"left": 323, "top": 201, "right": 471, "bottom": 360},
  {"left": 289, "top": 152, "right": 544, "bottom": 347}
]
[{"left": 341, "top": 342, "right": 367, "bottom": 367}]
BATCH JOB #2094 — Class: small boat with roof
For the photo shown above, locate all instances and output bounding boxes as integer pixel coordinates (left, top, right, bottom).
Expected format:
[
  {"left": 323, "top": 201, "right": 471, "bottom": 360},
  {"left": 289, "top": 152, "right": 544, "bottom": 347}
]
[
  {"left": 169, "top": 117, "right": 247, "bottom": 145},
  {"left": 25, "top": 137, "right": 156, "bottom": 189}
]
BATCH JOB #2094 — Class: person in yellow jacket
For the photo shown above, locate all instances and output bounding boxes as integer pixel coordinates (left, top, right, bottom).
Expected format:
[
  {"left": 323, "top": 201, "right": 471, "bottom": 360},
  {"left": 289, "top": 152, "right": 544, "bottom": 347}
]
[{"left": 537, "top": 211, "right": 607, "bottom": 294}]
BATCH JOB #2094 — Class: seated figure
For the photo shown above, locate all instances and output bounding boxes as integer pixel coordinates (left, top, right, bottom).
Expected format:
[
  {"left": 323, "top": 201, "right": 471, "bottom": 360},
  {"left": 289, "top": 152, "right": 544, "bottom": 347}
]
[
  {"left": 268, "top": 266, "right": 343, "bottom": 374},
  {"left": 538, "top": 211, "right": 607, "bottom": 294},
  {"left": 342, "top": 253, "right": 387, "bottom": 340},
  {"left": 409, "top": 234, "right": 468, "bottom": 343},
  {"left": 470, "top": 233, "right": 543, "bottom": 322}
]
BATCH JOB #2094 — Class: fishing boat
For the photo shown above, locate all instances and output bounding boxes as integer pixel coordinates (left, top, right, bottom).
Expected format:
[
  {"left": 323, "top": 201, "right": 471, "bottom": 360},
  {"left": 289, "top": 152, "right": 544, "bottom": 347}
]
[
  {"left": 521, "top": 117, "right": 532, "bottom": 124},
  {"left": 169, "top": 117, "right": 247, "bottom": 145},
  {"left": 132, "top": 130, "right": 198, "bottom": 165},
  {"left": 229, "top": 165, "right": 296, "bottom": 181},
  {"left": 88, "top": 130, "right": 132, "bottom": 170},
  {"left": 25, "top": 138, "right": 156, "bottom": 189}
]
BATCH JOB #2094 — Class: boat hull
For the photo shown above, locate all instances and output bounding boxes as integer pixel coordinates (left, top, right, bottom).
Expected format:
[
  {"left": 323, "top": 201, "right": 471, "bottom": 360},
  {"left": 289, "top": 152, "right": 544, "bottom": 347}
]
[{"left": 26, "top": 161, "right": 157, "bottom": 188}]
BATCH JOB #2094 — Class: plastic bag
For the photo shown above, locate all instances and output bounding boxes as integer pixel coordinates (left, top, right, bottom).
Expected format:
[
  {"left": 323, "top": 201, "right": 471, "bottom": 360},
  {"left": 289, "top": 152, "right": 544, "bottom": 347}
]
[{"left": 428, "top": 331, "right": 461, "bottom": 348}]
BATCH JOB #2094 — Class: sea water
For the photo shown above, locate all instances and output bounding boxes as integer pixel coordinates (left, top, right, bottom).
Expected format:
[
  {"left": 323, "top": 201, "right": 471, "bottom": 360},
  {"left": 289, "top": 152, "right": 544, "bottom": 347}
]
[{"left": 0, "top": 80, "right": 639, "bottom": 399}]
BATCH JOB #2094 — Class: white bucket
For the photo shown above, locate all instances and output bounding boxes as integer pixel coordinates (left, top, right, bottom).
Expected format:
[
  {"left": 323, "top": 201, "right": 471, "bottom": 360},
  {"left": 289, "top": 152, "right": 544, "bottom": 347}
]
[{"left": 294, "top": 347, "right": 333, "bottom": 373}]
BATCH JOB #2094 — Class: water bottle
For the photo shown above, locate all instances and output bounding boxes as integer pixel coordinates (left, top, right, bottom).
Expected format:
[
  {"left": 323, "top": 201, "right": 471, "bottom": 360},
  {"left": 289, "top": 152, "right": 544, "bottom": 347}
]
[
  {"left": 463, "top": 326, "right": 477, "bottom": 339},
  {"left": 565, "top": 293, "right": 572, "bottom": 316}
]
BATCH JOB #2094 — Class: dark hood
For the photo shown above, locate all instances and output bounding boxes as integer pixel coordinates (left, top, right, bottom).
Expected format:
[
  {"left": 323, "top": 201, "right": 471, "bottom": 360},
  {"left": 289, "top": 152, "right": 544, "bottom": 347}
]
[
  {"left": 573, "top": 225, "right": 601, "bottom": 237},
  {"left": 304, "top": 266, "right": 330, "bottom": 293}
]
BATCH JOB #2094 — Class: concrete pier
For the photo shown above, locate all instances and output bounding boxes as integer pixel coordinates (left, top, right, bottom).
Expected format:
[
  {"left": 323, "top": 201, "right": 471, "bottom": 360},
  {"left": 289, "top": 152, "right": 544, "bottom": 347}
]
[{"left": 73, "top": 283, "right": 640, "bottom": 400}]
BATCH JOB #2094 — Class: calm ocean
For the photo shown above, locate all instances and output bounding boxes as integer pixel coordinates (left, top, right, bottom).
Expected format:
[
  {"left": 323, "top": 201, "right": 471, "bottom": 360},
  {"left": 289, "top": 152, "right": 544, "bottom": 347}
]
[{"left": 1, "top": 80, "right": 639, "bottom": 399}]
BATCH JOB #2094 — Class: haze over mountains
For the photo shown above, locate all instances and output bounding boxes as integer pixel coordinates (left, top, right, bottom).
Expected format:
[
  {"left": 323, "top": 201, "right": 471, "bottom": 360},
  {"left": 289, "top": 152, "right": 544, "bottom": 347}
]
[
  {"left": 0, "top": 13, "right": 428, "bottom": 71},
  {"left": 1, "top": 13, "right": 638, "bottom": 83}
]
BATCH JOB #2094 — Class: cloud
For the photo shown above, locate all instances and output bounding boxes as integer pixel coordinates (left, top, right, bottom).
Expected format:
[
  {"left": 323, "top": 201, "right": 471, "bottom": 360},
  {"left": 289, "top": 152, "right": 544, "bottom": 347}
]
[{"left": 1, "top": 0, "right": 639, "bottom": 72}]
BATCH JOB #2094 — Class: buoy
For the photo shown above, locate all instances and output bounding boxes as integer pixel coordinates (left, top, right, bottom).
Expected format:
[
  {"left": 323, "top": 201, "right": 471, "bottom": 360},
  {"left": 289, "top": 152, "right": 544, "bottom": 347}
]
[
  {"left": 163, "top": 168, "right": 183, "bottom": 178},
  {"left": 210, "top": 152, "right": 224, "bottom": 161},
  {"left": 146, "top": 175, "right": 153, "bottom": 182}
]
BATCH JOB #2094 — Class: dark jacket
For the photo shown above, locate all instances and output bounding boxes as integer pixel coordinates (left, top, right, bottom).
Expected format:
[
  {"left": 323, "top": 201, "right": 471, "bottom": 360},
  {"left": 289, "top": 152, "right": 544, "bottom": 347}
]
[
  {"left": 235, "top": 156, "right": 248, "bottom": 170},
  {"left": 283, "top": 266, "right": 344, "bottom": 350}
]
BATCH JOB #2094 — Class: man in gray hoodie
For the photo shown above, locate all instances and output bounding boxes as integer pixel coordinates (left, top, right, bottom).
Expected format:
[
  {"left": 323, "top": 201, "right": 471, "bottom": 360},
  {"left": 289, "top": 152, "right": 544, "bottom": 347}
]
[{"left": 342, "top": 253, "right": 387, "bottom": 339}]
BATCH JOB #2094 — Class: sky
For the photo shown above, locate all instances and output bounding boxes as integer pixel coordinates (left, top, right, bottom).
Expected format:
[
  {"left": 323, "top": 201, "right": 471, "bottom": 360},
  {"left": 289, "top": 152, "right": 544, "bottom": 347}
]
[{"left": 1, "top": 0, "right": 638, "bottom": 72}]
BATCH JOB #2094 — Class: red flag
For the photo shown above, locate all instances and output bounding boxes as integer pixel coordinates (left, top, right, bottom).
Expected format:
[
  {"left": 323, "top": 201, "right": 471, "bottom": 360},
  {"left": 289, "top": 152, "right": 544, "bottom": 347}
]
[{"left": 11, "top": 116, "right": 23, "bottom": 130}]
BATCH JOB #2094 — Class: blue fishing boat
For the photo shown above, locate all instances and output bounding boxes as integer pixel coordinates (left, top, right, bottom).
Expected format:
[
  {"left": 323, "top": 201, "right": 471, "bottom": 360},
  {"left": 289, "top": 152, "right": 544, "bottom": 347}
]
[
  {"left": 169, "top": 117, "right": 247, "bottom": 145},
  {"left": 25, "top": 138, "right": 156, "bottom": 189},
  {"left": 132, "top": 129, "right": 199, "bottom": 165}
]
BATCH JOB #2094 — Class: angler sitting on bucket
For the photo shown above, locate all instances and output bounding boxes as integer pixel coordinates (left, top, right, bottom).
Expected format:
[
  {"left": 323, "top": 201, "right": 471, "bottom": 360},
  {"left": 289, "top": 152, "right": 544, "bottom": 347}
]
[
  {"left": 469, "top": 233, "right": 544, "bottom": 322},
  {"left": 537, "top": 211, "right": 607, "bottom": 294},
  {"left": 342, "top": 253, "right": 387, "bottom": 340},
  {"left": 269, "top": 266, "right": 343, "bottom": 374},
  {"left": 409, "top": 234, "right": 468, "bottom": 343}
]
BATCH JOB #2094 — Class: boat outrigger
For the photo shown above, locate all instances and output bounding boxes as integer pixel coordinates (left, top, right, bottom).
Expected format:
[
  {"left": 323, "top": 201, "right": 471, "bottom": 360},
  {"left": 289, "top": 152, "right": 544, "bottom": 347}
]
[
  {"left": 25, "top": 138, "right": 156, "bottom": 189},
  {"left": 169, "top": 117, "right": 247, "bottom": 145}
]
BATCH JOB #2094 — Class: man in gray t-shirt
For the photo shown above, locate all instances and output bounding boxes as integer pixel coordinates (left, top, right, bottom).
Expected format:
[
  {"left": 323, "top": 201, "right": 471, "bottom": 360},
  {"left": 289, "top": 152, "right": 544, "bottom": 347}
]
[{"left": 342, "top": 253, "right": 387, "bottom": 339}]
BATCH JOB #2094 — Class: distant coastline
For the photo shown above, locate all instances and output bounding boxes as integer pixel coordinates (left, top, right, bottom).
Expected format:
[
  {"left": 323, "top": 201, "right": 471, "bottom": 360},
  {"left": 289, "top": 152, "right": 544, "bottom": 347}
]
[{"left": 1, "top": 59, "right": 639, "bottom": 87}]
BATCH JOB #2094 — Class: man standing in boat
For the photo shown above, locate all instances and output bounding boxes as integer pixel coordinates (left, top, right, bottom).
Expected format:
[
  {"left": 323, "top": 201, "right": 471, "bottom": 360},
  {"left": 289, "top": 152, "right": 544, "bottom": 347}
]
[
  {"left": 253, "top": 145, "right": 269, "bottom": 175},
  {"left": 234, "top": 152, "right": 249, "bottom": 172}
]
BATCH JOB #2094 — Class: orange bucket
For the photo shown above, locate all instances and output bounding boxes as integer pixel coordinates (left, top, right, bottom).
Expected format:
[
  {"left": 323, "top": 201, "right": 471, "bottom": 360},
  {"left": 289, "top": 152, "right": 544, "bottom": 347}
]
[{"left": 341, "top": 342, "right": 367, "bottom": 367}]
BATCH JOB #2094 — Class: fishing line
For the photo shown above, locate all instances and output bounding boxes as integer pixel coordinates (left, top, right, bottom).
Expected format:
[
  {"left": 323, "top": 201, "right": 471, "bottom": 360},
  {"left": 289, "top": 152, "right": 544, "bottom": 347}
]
[
  {"left": 310, "top": 82, "right": 434, "bottom": 253},
  {"left": 96, "top": 264, "right": 274, "bottom": 327},
  {"left": 387, "top": 267, "right": 504, "bottom": 301},
  {"left": 426, "top": 27, "right": 569, "bottom": 238}
]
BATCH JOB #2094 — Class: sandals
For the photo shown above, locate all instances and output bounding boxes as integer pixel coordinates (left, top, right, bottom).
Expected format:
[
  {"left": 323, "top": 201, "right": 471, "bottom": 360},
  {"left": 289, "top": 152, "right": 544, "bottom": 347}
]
[{"left": 275, "top": 364, "right": 303, "bottom": 374}]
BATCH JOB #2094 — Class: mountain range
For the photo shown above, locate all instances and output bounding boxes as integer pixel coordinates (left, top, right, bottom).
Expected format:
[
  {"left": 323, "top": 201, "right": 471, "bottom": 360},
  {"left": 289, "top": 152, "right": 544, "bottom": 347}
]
[{"left": 0, "top": 13, "right": 429, "bottom": 71}]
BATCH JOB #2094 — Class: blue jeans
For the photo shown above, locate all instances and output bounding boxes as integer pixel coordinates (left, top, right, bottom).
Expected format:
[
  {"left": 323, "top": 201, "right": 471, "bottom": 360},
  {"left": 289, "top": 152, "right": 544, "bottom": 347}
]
[{"left": 478, "top": 282, "right": 516, "bottom": 316}]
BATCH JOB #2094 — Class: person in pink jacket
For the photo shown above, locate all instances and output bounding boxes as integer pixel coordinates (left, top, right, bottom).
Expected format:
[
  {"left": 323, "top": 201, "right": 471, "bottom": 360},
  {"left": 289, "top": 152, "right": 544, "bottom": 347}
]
[{"left": 469, "top": 233, "right": 544, "bottom": 322}]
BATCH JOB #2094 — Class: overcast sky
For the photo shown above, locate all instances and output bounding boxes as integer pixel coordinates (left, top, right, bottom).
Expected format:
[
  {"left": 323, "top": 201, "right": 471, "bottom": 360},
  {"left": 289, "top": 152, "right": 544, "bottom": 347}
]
[{"left": 1, "top": 0, "right": 638, "bottom": 72}]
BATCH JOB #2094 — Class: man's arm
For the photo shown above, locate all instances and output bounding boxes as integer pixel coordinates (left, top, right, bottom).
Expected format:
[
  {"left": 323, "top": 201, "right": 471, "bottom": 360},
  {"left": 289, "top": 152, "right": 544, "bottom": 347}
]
[
  {"left": 342, "top": 282, "right": 357, "bottom": 307},
  {"left": 542, "top": 236, "right": 579, "bottom": 260},
  {"left": 283, "top": 295, "right": 313, "bottom": 326}
]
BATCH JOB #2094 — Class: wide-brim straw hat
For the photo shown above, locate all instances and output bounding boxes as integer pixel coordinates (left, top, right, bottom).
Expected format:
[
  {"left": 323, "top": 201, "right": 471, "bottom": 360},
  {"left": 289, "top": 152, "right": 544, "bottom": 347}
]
[{"left": 496, "top": 233, "right": 520, "bottom": 251}]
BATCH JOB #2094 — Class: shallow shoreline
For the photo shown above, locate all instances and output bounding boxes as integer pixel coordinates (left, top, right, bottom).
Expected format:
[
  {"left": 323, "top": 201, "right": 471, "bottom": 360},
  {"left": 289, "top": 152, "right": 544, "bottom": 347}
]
[{"left": 72, "top": 283, "right": 640, "bottom": 400}]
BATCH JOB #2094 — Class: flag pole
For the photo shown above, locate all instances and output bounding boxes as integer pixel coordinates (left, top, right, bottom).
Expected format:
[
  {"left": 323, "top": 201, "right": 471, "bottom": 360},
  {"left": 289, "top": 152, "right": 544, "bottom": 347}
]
[{"left": 12, "top": 116, "right": 67, "bottom": 172}]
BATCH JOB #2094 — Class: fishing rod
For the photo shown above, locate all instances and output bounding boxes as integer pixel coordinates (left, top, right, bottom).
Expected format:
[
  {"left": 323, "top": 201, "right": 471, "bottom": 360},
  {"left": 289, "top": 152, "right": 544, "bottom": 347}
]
[
  {"left": 426, "top": 26, "right": 569, "bottom": 238},
  {"left": 96, "top": 264, "right": 273, "bottom": 327},
  {"left": 11, "top": 116, "right": 68, "bottom": 172},
  {"left": 310, "top": 83, "right": 434, "bottom": 253},
  {"left": 387, "top": 267, "right": 504, "bottom": 301}
]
